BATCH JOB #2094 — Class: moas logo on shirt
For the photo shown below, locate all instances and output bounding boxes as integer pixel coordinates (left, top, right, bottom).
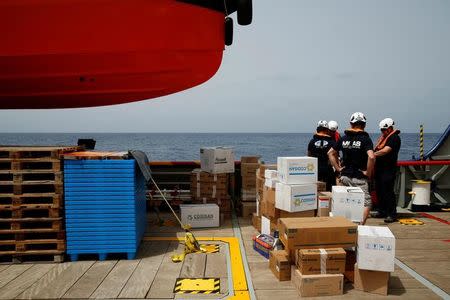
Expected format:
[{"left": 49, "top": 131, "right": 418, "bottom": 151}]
[
  {"left": 314, "top": 140, "right": 328, "bottom": 148},
  {"left": 342, "top": 141, "right": 361, "bottom": 149}
]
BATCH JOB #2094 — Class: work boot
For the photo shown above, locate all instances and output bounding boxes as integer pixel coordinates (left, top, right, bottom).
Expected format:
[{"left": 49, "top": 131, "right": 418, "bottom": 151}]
[
  {"left": 371, "top": 211, "right": 385, "bottom": 218},
  {"left": 384, "top": 216, "right": 396, "bottom": 223}
]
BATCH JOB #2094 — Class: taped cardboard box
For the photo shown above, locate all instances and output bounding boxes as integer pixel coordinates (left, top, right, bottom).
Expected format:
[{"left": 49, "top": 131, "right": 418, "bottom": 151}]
[
  {"left": 354, "top": 263, "right": 389, "bottom": 296},
  {"left": 278, "top": 217, "right": 357, "bottom": 258},
  {"left": 277, "top": 156, "right": 318, "bottom": 184},
  {"left": 269, "top": 250, "right": 290, "bottom": 281},
  {"left": 317, "top": 192, "right": 331, "bottom": 217},
  {"left": 275, "top": 182, "right": 317, "bottom": 212},
  {"left": 357, "top": 225, "right": 395, "bottom": 272},
  {"left": 317, "top": 181, "right": 326, "bottom": 192},
  {"left": 331, "top": 186, "right": 364, "bottom": 223},
  {"left": 241, "top": 156, "right": 260, "bottom": 164},
  {"left": 180, "top": 204, "right": 220, "bottom": 228},
  {"left": 295, "top": 248, "right": 346, "bottom": 275},
  {"left": 258, "top": 164, "right": 277, "bottom": 178},
  {"left": 241, "top": 201, "right": 257, "bottom": 218},
  {"left": 200, "top": 147, "right": 235, "bottom": 174},
  {"left": 252, "top": 212, "right": 261, "bottom": 232},
  {"left": 292, "top": 267, "right": 344, "bottom": 297}
]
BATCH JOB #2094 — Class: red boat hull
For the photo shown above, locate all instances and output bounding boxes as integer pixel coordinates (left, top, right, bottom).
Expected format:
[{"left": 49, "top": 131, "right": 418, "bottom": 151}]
[{"left": 0, "top": 0, "right": 225, "bottom": 108}]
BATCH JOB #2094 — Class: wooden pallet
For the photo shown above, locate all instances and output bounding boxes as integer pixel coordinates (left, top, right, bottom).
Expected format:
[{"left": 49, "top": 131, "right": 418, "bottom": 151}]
[
  {"left": 0, "top": 218, "right": 63, "bottom": 231},
  {"left": 0, "top": 239, "right": 66, "bottom": 253},
  {"left": 0, "top": 230, "right": 65, "bottom": 242},
  {"left": 0, "top": 252, "right": 64, "bottom": 263},
  {"left": 0, "top": 171, "right": 63, "bottom": 183},
  {"left": 0, "top": 182, "right": 63, "bottom": 195},
  {"left": 0, "top": 158, "right": 62, "bottom": 172},
  {"left": 0, "top": 193, "right": 63, "bottom": 206},
  {"left": 0, "top": 206, "right": 62, "bottom": 219},
  {"left": 0, "top": 146, "right": 79, "bottom": 160}
]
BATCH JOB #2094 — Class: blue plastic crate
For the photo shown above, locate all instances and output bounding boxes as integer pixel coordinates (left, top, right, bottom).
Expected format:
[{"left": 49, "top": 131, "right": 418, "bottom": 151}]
[{"left": 64, "top": 158, "right": 147, "bottom": 261}]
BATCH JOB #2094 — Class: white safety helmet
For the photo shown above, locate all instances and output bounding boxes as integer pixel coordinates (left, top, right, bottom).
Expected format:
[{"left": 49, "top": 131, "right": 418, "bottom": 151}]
[
  {"left": 379, "top": 118, "right": 395, "bottom": 130},
  {"left": 328, "top": 120, "right": 338, "bottom": 131},
  {"left": 350, "top": 112, "right": 367, "bottom": 124},
  {"left": 317, "top": 120, "right": 328, "bottom": 128}
]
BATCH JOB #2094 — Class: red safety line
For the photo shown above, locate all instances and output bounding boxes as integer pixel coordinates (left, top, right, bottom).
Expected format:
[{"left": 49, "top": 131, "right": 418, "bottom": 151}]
[
  {"left": 418, "top": 212, "right": 450, "bottom": 225},
  {"left": 443, "top": 240, "right": 450, "bottom": 243},
  {"left": 397, "top": 160, "right": 450, "bottom": 166}
]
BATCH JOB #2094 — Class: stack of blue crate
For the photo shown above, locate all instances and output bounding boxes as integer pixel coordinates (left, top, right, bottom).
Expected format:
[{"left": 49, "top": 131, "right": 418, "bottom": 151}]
[{"left": 64, "top": 158, "right": 146, "bottom": 261}]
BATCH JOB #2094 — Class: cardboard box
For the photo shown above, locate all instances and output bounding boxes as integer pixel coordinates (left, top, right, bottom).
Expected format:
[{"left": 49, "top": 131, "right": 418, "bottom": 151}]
[
  {"left": 344, "top": 248, "right": 357, "bottom": 282},
  {"left": 292, "top": 268, "right": 344, "bottom": 297},
  {"left": 261, "top": 215, "right": 277, "bottom": 235},
  {"left": 264, "top": 178, "right": 278, "bottom": 188},
  {"left": 277, "top": 157, "right": 318, "bottom": 184},
  {"left": 241, "top": 156, "right": 260, "bottom": 164},
  {"left": 278, "top": 217, "right": 357, "bottom": 257},
  {"left": 317, "top": 192, "right": 331, "bottom": 217},
  {"left": 180, "top": 204, "right": 220, "bottom": 228},
  {"left": 296, "top": 248, "right": 346, "bottom": 275},
  {"left": 275, "top": 182, "right": 317, "bottom": 212},
  {"left": 252, "top": 213, "right": 261, "bottom": 232},
  {"left": 357, "top": 225, "right": 395, "bottom": 272},
  {"left": 317, "top": 181, "right": 326, "bottom": 192},
  {"left": 331, "top": 186, "right": 364, "bottom": 222},
  {"left": 264, "top": 169, "right": 278, "bottom": 180},
  {"left": 269, "top": 250, "right": 291, "bottom": 281},
  {"left": 241, "top": 202, "right": 257, "bottom": 217},
  {"left": 354, "top": 263, "right": 389, "bottom": 295},
  {"left": 258, "top": 164, "right": 277, "bottom": 178},
  {"left": 279, "top": 210, "right": 315, "bottom": 218},
  {"left": 200, "top": 147, "right": 235, "bottom": 174}
]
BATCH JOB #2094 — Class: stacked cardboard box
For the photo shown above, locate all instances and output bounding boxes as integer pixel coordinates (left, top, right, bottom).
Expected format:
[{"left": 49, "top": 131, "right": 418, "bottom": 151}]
[
  {"left": 190, "top": 169, "right": 231, "bottom": 215},
  {"left": 277, "top": 216, "right": 356, "bottom": 297},
  {"left": 331, "top": 186, "right": 365, "bottom": 223},
  {"left": 354, "top": 225, "right": 395, "bottom": 295}
]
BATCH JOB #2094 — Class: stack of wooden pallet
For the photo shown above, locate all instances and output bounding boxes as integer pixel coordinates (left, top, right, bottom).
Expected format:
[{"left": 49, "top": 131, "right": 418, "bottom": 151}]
[
  {"left": 239, "top": 156, "right": 261, "bottom": 217},
  {"left": 0, "top": 146, "right": 78, "bottom": 263}
]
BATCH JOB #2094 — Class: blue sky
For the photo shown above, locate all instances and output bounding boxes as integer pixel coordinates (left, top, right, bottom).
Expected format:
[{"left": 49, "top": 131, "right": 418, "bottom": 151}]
[{"left": 0, "top": 0, "right": 449, "bottom": 133}]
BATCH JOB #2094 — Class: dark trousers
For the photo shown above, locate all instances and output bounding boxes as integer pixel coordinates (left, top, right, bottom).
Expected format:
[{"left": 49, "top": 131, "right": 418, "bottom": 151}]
[{"left": 375, "top": 170, "right": 397, "bottom": 217}]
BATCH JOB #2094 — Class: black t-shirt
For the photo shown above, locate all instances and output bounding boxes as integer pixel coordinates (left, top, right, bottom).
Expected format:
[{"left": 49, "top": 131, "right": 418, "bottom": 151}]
[
  {"left": 333, "top": 130, "right": 374, "bottom": 179},
  {"left": 376, "top": 132, "right": 401, "bottom": 172},
  {"left": 308, "top": 134, "right": 335, "bottom": 172}
]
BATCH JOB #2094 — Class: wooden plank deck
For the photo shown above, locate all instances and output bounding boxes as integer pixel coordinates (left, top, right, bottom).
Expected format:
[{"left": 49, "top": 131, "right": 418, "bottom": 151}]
[{"left": 0, "top": 212, "right": 448, "bottom": 299}]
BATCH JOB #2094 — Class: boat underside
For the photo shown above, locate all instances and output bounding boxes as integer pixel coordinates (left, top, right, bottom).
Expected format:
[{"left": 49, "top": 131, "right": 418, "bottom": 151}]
[{"left": 0, "top": 0, "right": 226, "bottom": 109}]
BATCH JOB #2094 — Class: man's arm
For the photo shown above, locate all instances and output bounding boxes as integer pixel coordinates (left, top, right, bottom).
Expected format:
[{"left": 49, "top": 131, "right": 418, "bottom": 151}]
[
  {"left": 365, "top": 150, "right": 375, "bottom": 179},
  {"left": 374, "top": 146, "right": 392, "bottom": 157},
  {"left": 328, "top": 148, "right": 341, "bottom": 172}
]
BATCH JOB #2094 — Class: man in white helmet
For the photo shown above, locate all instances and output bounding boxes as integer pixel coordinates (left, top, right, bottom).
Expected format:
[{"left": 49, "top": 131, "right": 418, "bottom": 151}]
[
  {"left": 308, "top": 120, "right": 336, "bottom": 191},
  {"left": 328, "top": 112, "right": 375, "bottom": 225},
  {"left": 373, "top": 118, "right": 401, "bottom": 223},
  {"left": 328, "top": 120, "right": 341, "bottom": 142}
]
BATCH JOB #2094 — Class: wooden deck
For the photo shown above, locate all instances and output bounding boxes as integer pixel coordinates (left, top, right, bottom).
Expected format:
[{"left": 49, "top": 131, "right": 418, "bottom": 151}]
[{"left": 0, "top": 212, "right": 448, "bottom": 299}]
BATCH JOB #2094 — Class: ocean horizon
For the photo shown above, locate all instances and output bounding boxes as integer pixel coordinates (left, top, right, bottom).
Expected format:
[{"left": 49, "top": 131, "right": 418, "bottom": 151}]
[{"left": 0, "top": 132, "right": 441, "bottom": 163}]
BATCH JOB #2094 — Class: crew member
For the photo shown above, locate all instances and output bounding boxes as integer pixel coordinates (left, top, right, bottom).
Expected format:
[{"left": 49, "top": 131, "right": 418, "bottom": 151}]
[
  {"left": 373, "top": 118, "right": 401, "bottom": 223},
  {"left": 328, "top": 120, "right": 341, "bottom": 142},
  {"left": 328, "top": 112, "right": 375, "bottom": 225},
  {"left": 307, "top": 120, "right": 336, "bottom": 191}
]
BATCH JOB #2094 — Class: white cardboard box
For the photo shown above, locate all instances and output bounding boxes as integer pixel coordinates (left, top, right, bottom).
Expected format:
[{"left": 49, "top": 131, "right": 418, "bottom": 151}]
[
  {"left": 261, "top": 215, "right": 271, "bottom": 235},
  {"left": 357, "top": 226, "right": 395, "bottom": 272},
  {"left": 264, "top": 169, "right": 278, "bottom": 180},
  {"left": 264, "top": 178, "right": 278, "bottom": 188},
  {"left": 275, "top": 182, "right": 317, "bottom": 212},
  {"left": 180, "top": 204, "right": 220, "bottom": 228},
  {"left": 277, "top": 157, "right": 318, "bottom": 184},
  {"left": 200, "top": 147, "right": 235, "bottom": 174},
  {"left": 331, "top": 186, "right": 364, "bottom": 223}
]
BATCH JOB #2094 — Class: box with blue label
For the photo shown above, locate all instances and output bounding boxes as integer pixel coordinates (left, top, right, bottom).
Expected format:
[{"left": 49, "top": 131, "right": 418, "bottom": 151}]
[
  {"left": 277, "top": 157, "right": 318, "bottom": 184},
  {"left": 275, "top": 182, "right": 317, "bottom": 212},
  {"left": 331, "top": 186, "right": 364, "bottom": 223},
  {"left": 357, "top": 226, "right": 395, "bottom": 272}
]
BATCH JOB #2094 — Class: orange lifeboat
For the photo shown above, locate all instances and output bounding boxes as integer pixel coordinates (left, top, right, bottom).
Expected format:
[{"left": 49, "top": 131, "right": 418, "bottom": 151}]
[{"left": 0, "top": 0, "right": 251, "bottom": 109}]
